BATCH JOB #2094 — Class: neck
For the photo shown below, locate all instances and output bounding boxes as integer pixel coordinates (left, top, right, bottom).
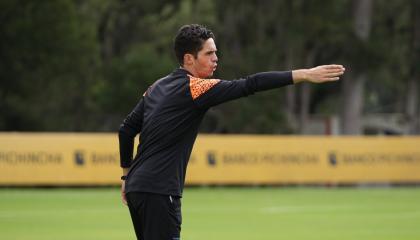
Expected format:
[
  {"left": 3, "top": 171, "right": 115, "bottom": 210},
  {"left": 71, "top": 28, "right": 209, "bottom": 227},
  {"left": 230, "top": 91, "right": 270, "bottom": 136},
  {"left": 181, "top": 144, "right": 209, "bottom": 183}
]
[{"left": 181, "top": 65, "right": 198, "bottom": 77}]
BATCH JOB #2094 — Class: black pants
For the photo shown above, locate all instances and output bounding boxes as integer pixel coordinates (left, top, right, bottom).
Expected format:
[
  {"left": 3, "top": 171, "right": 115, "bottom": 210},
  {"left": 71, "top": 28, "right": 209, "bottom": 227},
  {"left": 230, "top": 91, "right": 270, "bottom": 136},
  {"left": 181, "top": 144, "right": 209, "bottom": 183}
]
[{"left": 126, "top": 192, "right": 182, "bottom": 240}]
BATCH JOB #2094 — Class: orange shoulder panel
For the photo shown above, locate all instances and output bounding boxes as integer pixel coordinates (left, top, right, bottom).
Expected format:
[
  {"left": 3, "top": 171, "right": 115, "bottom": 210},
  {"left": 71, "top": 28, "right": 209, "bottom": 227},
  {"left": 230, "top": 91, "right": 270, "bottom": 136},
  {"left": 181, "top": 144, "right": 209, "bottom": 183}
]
[{"left": 189, "top": 75, "right": 220, "bottom": 100}]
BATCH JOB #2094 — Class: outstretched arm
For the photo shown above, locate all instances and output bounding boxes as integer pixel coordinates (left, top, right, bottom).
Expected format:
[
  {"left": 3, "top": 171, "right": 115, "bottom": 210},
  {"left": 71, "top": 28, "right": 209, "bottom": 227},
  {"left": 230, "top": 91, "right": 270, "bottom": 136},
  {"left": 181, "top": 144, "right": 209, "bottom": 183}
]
[
  {"left": 292, "top": 64, "right": 345, "bottom": 84},
  {"left": 191, "top": 64, "right": 345, "bottom": 109}
]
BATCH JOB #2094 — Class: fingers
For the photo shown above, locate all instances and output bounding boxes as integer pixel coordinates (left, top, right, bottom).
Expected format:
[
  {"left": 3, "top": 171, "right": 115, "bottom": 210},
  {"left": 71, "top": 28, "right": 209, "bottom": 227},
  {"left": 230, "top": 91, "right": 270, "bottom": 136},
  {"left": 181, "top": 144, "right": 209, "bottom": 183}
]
[
  {"left": 322, "top": 65, "right": 345, "bottom": 80},
  {"left": 325, "top": 71, "right": 344, "bottom": 77},
  {"left": 324, "top": 77, "right": 340, "bottom": 81},
  {"left": 122, "top": 192, "right": 127, "bottom": 205},
  {"left": 306, "top": 64, "right": 345, "bottom": 83},
  {"left": 323, "top": 64, "right": 345, "bottom": 70},
  {"left": 121, "top": 180, "right": 127, "bottom": 205}
]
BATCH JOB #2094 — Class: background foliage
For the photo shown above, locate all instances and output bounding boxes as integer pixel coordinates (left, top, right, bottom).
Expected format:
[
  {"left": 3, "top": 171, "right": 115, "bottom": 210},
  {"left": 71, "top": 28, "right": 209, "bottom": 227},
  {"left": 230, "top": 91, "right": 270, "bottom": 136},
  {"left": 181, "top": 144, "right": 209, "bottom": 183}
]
[{"left": 1, "top": 0, "right": 418, "bottom": 134}]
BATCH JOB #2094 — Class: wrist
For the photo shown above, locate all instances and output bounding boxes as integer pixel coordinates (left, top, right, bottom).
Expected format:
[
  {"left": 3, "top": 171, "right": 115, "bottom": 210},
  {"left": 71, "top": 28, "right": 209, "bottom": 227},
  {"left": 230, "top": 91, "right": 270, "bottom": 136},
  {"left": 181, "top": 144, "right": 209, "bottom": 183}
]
[
  {"left": 292, "top": 69, "right": 309, "bottom": 83},
  {"left": 121, "top": 175, "right": 127, "bottom": 181}
]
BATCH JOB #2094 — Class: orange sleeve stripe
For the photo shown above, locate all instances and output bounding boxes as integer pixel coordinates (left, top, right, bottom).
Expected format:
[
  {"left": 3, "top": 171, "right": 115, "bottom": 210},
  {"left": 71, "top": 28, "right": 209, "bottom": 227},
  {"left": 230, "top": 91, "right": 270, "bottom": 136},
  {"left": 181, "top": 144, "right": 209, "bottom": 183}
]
[{"left": 189, "top": 75, "right": 220, "bottom": 100}]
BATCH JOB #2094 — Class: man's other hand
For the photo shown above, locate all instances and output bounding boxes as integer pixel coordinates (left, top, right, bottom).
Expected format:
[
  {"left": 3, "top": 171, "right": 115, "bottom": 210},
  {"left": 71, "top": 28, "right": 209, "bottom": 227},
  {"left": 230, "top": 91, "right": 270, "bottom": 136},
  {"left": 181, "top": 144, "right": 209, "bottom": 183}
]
[{"left": 121, "top": 180, "right": 127, "bottom": 206}]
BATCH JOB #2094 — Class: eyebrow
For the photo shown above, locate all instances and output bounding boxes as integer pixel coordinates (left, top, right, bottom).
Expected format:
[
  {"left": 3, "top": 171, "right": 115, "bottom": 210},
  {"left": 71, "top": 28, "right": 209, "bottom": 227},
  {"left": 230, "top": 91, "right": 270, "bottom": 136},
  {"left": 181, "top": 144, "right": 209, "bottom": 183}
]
[{"left": 205, "top": 49, "right": 217, "bottom": 54}]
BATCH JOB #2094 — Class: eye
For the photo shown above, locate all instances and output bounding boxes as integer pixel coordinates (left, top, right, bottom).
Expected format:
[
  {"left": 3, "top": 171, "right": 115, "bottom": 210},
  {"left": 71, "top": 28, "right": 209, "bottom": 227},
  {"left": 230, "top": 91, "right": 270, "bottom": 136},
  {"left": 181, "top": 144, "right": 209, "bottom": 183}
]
[{"left": 206, "top": 50, "right": 217, "bottom": 56}]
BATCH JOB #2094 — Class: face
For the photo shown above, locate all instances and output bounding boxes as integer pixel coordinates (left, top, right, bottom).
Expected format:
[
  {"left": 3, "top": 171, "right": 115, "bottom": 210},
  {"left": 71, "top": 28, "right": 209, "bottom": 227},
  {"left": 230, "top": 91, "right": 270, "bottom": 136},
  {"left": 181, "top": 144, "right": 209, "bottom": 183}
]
[{"left": 188, "top": 38, "right": 218, "bottom": 78}]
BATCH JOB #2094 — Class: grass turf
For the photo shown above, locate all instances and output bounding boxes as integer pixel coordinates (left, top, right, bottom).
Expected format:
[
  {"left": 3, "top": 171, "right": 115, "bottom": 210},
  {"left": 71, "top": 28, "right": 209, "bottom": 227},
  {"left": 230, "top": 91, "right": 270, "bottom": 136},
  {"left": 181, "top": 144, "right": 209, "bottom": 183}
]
[{"left": 0, "top": 187, "right": 419, "bottom": 240}]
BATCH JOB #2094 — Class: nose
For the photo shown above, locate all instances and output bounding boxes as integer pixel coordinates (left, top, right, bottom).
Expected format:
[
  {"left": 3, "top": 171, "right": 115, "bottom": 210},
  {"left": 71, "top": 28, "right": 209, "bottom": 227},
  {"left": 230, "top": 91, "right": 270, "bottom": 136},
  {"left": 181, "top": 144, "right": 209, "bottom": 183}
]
[{"left": 213, "top": 53, "right": 218, "bottom": 63}]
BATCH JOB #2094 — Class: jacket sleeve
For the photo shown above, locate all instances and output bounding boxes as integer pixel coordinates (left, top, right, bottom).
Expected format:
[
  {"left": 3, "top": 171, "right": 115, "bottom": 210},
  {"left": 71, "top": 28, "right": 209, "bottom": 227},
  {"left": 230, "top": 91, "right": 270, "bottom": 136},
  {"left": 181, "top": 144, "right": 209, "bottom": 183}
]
[
  {"left": 118, "top": 97, "right": 144, "bottom": 168},
  {"left": 191, "top": 71, "right": 293, "bottom": 109}
]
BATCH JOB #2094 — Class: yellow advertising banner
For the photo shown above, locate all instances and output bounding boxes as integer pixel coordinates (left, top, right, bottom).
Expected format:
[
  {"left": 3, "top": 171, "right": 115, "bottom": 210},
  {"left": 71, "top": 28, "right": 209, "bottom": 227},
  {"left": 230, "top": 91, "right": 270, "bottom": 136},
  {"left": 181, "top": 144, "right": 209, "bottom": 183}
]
[
  {"left": 188, "top": 135, "right": 420, "bottom": 184},
  {"left": 0, "top": 133, "right": 420, "bottom": 186},
  {"left": 0, "top": 133, "right": 120, "bottom": 185}
]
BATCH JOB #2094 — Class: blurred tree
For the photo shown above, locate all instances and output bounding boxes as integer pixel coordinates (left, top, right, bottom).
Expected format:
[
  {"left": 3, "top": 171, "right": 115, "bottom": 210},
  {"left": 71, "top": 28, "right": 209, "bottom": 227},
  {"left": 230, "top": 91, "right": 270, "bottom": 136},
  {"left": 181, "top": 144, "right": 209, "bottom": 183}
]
[
  {"left": 0, "top": 0, "right": 100, "bottom": 131},
  {"left": 280, "top": 0, "right": 348, "bottom": 134},
  {"left": 209, "top": 0, "right": 349, "bottom": 134},
  {"left": 202, "top": 0, "right": 292, "bottom": 133},
  {"left": 341, "top": 0, "right": 373, "bottom": 134}
]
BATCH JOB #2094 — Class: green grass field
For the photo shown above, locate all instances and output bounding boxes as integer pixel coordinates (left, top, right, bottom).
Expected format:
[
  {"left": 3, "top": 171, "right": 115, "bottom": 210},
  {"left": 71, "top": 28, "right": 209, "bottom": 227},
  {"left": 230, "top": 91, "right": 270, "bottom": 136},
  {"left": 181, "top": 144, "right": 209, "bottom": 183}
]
[{"left": 1, "top": 187, "right": 419, "bottom": 240}]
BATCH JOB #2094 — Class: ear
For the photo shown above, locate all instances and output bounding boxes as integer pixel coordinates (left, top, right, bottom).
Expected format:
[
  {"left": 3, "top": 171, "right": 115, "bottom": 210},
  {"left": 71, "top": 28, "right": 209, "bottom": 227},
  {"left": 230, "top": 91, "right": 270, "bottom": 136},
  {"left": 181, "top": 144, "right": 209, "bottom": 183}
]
[{"left": 183, "top": 53, "right": 195, "bottom": 66}]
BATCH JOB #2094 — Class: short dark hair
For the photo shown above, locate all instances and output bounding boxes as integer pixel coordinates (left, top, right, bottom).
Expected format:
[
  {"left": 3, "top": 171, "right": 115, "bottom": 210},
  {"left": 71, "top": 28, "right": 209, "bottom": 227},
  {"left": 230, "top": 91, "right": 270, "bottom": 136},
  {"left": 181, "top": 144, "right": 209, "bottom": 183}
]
[{"left": 174, "top": 24, "right": 215, "bottom": 66}]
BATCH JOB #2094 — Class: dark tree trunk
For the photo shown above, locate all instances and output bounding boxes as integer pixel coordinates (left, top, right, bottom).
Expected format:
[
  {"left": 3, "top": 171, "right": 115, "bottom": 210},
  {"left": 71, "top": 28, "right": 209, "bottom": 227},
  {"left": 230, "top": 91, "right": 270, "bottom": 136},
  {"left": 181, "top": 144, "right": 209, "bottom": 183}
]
[
  {"left": 406, "top": 0, "right": 420, "bottom": 134},
  {"left": 341, "top": 0, "right": 373, "bottom": 135}
]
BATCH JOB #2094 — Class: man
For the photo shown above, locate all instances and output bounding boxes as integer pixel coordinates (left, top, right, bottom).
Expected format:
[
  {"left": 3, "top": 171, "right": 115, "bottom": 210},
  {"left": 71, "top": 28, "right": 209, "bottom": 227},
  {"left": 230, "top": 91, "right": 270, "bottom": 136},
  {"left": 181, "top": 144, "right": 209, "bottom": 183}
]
[{"left": 119, "top": 24, "right": 345, "bottom": 240}]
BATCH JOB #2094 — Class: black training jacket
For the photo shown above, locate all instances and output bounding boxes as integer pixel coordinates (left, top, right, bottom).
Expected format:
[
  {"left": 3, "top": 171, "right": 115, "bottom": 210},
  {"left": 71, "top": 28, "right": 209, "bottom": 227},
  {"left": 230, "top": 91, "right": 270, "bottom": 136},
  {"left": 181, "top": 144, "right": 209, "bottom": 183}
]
[{"left": 119, "top": 68, "right": 293, "bottom": 197}]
